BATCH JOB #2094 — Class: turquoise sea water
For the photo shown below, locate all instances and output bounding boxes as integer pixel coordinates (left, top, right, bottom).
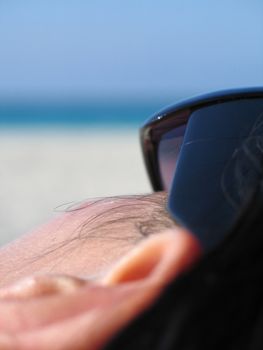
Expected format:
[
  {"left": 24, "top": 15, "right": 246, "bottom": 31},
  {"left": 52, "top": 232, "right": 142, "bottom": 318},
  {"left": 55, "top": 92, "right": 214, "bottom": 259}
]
[{"left": 0, "top": 100, "right": 172, "bottom": 129}]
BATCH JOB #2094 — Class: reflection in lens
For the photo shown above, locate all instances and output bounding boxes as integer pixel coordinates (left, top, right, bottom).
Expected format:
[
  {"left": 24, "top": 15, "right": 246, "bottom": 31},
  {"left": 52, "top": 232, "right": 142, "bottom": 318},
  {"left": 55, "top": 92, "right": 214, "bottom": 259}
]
[
  {"left": 158, "top": 125, "right": 186, "bottom": 190},
  {"left": 168, "top": 98, "right": 263, "bottom": 250}
]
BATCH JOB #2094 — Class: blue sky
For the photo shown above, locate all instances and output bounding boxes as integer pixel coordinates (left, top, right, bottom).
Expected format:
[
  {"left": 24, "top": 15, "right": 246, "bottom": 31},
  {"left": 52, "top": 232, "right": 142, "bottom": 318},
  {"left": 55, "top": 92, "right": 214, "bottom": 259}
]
[{"left": 0, "top": 0, "right": 262, "bottom": 100}]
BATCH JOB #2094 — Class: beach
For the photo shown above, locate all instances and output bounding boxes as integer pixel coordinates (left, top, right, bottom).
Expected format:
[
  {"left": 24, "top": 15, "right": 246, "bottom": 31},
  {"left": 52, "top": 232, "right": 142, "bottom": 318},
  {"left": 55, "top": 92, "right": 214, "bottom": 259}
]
[{"left": 0, "top": 128, "right": 151, "bottom": 246}]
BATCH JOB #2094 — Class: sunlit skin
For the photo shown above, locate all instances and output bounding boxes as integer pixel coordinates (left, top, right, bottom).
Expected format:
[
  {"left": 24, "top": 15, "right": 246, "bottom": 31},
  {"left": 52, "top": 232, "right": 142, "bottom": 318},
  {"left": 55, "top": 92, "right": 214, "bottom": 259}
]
[
  {"left": 0, "top": 192, "right": 202, "bottom": 350},
  {"left": 0, "top": 192, "right": 175, "bottom": 285}
]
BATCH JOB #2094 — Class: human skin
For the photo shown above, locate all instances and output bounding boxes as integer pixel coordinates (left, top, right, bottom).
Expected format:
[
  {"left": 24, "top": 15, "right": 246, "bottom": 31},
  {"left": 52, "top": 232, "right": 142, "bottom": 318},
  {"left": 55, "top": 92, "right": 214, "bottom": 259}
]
[
  {"left": 0, "top": 192, "right": 175, "bottom": 286},
  {"left": 0, "top": 192, "right": 202, "bottom": 350}
]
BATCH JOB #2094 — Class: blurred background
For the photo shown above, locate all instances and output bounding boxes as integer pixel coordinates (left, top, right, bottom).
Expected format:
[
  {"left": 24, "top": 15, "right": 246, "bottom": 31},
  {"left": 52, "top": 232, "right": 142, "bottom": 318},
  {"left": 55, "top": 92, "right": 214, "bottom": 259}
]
[{"left": 0, "top": 0, "right": 262, "bottom": 245}]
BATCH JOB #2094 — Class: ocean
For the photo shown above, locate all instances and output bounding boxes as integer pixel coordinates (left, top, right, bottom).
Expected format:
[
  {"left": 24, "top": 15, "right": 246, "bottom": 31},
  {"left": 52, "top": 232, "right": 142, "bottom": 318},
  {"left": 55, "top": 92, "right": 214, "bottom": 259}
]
[{"left": 0, "top": 100, "right": 170, "bottom": 128}]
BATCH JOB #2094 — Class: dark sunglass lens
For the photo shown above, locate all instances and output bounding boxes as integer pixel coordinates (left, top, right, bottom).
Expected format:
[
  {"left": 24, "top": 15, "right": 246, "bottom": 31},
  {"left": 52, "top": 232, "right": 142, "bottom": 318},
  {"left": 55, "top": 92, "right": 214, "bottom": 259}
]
[
  {"left": 158, "top": 124, "right": 186, "bottom": 190},
  {"left": 168, "top": 98, "right": 263, "bottom": 250}
]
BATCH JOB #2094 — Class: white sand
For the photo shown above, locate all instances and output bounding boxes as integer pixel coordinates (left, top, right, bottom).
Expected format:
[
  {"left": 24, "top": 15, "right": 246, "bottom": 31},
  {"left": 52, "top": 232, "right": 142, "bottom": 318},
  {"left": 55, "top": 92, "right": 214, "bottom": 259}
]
[{"left": 0, "top": 128, "right": 151, "bottom": 246}]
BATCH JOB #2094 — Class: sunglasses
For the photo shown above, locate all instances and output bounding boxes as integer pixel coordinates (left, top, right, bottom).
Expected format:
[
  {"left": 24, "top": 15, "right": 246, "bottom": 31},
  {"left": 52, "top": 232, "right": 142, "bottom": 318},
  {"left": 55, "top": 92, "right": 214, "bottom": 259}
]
[{"left": 141, "top": 87, "right": 263, "bottom": 250}]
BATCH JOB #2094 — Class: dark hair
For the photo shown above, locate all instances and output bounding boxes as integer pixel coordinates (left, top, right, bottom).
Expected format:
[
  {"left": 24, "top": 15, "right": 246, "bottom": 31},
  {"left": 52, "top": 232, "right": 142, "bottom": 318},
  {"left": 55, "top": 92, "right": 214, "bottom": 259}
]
[{"left": 104, "top": 137, "right": 263, "bottom": 349}]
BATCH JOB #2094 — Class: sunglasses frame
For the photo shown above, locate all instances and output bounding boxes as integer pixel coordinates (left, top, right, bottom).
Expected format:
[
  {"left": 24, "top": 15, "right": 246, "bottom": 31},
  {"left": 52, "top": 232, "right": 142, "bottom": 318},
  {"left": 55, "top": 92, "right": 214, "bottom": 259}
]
[{"left": 140, "top": 87, "right": 263, "bottom": 192}]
